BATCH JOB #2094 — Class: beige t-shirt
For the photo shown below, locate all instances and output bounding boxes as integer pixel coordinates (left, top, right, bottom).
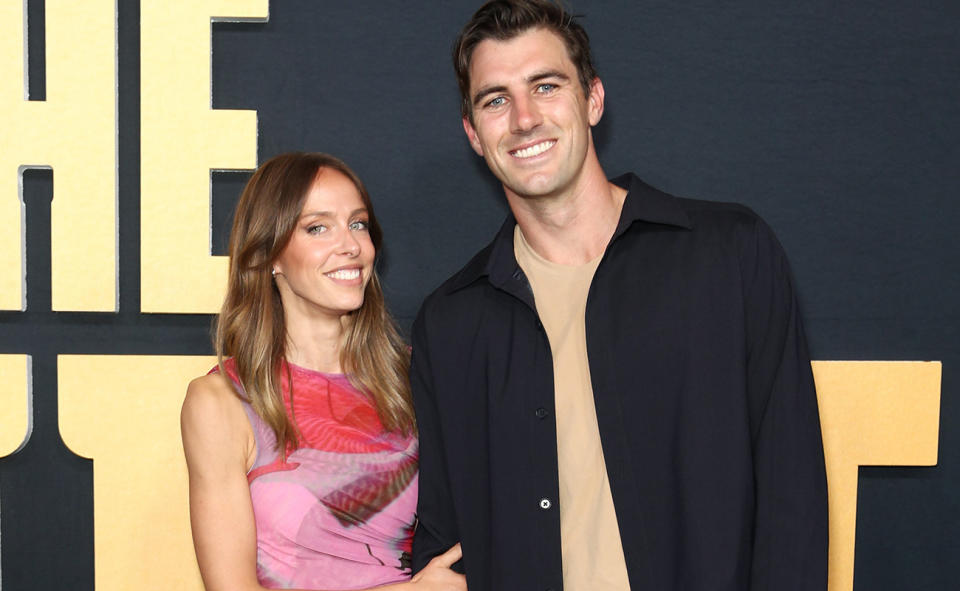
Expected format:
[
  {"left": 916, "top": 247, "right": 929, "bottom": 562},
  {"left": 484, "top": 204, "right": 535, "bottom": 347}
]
[{"left": 514, "top": 226, "right": 631, "bottom": 590}]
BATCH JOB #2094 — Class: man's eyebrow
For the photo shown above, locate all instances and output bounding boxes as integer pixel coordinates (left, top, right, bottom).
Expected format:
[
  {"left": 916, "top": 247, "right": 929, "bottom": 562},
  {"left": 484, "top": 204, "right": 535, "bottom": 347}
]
[
  {"left": 472, "top": 85, "right": 507, "bottom": 108},
  {"left": 527, "top": 70, "right": 569, "bottom": 84}
]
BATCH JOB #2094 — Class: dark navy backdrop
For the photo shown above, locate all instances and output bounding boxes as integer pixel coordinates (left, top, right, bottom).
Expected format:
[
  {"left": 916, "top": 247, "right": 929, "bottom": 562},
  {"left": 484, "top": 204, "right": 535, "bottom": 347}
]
[{"left": 0, "top": 1, "right": 956, "bottom": 589}]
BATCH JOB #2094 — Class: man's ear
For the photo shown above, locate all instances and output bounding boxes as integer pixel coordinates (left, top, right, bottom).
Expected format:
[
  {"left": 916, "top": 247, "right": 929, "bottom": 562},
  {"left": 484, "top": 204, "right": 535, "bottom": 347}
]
[
  {"left": 587, "top": 77, "right": 605, "bottom": 127},
  {"left": 462, "top": 116, "right": 484, "bottom": 156}
]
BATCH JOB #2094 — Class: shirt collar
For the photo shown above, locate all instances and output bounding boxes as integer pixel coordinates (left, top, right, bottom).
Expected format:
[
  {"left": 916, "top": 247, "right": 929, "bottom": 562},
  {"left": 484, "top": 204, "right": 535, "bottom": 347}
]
[
  {"left": 448, "top": 173, "right": 692, "bottom": 292},
  {"left": 610, "top": 172, "right": 692, "bottom": 237}
]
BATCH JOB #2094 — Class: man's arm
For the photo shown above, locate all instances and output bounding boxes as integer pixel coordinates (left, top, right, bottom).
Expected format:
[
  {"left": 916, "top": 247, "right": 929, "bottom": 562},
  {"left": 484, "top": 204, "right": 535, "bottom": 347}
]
[
  {"left": 410, "top": 307, "right": 461, "bottom": 573},
  {"left": 742, "top": 216, "right": 829, "bottom": 590}
]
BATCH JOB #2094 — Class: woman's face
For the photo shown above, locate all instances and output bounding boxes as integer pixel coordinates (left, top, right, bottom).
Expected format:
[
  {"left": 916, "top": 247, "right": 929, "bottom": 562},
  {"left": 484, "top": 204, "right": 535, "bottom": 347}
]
[{"left": 272, "top": 168, "right": 375, "bottom": 322}]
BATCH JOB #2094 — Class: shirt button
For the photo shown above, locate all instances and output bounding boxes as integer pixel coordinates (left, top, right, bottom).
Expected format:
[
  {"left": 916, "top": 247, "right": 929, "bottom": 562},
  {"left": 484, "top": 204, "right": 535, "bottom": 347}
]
[
  {"left": 535, "top": 407, "right": 548, "bottom": 419},
  {"left": 539, "top": 498, "right": 552, "bottom": 510}
]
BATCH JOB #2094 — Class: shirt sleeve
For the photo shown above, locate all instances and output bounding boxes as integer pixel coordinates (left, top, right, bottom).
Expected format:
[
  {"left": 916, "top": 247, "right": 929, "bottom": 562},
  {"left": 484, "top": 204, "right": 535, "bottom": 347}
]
[
  {"left": 410, "top": 305, "right": 461, "bottom": 573},
  {"left": 741, "top": 215, "right": 829, "bottom": 590}
]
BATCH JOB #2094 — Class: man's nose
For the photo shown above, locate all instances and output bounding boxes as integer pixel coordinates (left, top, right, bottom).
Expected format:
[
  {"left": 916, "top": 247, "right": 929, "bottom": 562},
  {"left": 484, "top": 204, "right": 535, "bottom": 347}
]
[{"left": 511, "top": 94, "right": 542, "bottom": 133}]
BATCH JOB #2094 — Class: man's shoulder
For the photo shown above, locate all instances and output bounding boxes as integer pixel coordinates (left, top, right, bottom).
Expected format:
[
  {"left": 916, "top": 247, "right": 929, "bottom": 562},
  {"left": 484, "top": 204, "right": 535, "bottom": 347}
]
[
  {"left": 616, "top": 173, "right": 767, "bottom": 236},
  {"left": 617, "top": 174, "right": 789, "bottom": 265},
  {"left": 417, "top": 239, "right": 499, "bottom": 322},
  {"left": 660, "top": 194, "right": 796, "bottom": 285},
  {"left": 434, "top": 241, "right": 494, "bottom": 293},
  {"left": 657, "top": 185, "right": 780, "bottom": 243},
  {"left": 675, "top": 194, "right": 763, "bottom": 232}
]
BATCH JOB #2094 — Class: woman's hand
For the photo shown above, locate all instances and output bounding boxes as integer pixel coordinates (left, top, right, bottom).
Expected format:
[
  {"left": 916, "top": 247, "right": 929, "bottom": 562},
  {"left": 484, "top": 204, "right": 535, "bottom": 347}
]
[{"left": 407, "top": 543, "right": 466, "bottom": 591}]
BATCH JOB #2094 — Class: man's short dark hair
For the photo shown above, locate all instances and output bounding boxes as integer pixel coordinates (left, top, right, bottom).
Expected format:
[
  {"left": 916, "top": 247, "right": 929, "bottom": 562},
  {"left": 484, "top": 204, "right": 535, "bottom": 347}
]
[{"left": 453, "top": 0, "right": 598, "bottom": 121}]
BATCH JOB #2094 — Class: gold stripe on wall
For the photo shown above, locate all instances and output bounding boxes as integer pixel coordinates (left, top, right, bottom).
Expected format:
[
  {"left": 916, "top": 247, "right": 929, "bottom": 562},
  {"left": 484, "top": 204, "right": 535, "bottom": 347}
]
[
  {"left": 140, "top": 0, "right": 266, "bottom": 313},
  {"left": 813, "top": 360, "right": 941, "bottom": 591},
  {"left": 58, "top": 354, "right": 216, "bottom": 591},
  {"left": 0, "top": 0, "right": 117, "bottom": 311},
  {"left": 0, "top": 354, "right": 30, "bottom": 455}
]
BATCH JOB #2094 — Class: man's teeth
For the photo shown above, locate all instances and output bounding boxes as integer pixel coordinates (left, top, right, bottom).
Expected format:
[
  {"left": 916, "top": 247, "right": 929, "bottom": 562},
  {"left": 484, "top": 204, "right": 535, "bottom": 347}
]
[
  {"left": 326, "top": 269, "right": 360, "bottom": 280},
  {"left": 512, "top": 140, "right": 555, "bottom": 159}
]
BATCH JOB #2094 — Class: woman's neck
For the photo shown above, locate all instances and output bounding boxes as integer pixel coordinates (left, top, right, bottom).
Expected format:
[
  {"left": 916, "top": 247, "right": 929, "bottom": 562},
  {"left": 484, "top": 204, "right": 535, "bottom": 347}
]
[{"left": 283, "top": 313, "right": 350, "bottom": 373}]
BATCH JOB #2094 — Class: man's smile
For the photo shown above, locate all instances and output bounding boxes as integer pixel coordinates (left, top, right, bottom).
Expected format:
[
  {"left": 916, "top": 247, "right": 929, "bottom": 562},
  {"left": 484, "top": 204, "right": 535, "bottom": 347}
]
[{"left": 509, "top": 139, "right": 556, "bottom": 159}]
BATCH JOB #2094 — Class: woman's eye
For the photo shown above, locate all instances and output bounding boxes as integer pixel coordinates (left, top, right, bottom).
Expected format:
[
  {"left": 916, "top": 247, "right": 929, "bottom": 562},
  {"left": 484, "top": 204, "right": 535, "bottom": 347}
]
[
  {"left": 307, "top": 224, "right": 327, "bottom": 234},
  {"left": 350, "top": 220, "right": 369, "bottom": 231}
]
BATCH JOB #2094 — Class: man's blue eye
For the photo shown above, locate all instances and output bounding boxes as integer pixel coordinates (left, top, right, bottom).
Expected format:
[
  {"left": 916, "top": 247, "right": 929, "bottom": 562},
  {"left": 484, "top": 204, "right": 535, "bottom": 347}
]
[
  {"left": 537, "top": 83, "right": 556, "bottom": 92},
  {"left": 488, "top": 97, "right": 505, "bottom": 107}
]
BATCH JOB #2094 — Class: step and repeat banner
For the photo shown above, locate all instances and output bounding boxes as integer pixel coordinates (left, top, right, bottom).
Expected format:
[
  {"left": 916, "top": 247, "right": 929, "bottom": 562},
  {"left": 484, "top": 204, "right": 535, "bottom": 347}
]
[{"left": 0, "top": 1, "right": 956, "bottom": 590}]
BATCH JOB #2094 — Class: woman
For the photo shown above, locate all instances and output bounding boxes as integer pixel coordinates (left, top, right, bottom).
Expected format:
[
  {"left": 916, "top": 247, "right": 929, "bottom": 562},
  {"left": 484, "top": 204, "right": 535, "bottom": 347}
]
[{"left": 181, "top": 153, "right": 464, "bottom": 591}]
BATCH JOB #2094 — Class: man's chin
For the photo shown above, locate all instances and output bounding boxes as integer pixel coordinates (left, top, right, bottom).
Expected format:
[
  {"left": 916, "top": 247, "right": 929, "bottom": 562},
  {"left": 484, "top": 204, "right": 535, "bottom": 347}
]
[
  {"left": 496, "top": 169, "right": 554, "bottom": 195},
  {"left": 505, "top": 179, "right": 563, "bottom": 201}
]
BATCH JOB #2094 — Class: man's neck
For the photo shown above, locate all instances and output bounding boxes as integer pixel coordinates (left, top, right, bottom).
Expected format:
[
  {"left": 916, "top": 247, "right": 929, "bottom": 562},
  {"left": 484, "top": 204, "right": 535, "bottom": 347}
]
[{"left": 506, "top": 164, "right": 627, "bottom": 266}]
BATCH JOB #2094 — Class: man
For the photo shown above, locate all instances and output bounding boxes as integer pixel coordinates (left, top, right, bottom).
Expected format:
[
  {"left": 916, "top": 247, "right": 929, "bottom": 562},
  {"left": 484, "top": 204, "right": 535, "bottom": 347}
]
[{"left": 411, "top": 1, "right": 828, "bottom": 589}]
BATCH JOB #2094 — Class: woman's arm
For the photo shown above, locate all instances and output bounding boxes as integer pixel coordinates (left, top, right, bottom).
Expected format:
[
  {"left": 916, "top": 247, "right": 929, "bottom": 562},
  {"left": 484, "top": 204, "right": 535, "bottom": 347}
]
[
  {"left": 181, "top": 374, "right": 466, "bottom": 591},
  {"left": 182, "top": 373, "right": 265, "bottom": 591}
]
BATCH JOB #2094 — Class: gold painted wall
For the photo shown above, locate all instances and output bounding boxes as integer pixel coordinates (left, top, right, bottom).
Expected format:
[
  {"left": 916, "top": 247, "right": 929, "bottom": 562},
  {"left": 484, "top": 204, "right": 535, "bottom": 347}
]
[
  {"left": 0, "top": 355, "right": 29, "bottom": 456},
  {"left": 140, "top": 0, "right": 265, "bottom": 313},
  {"left": 0, "top": 0, "right": 116, "bottom": 311},
  {"left": 1, "top": 2, "right": 265, "bottom": 588},
  {"left": 813, "top": 361, "right": 941, "bottom": 591},
  {"left": 59, "top": 355, "right": 215, "bottom": 591}
]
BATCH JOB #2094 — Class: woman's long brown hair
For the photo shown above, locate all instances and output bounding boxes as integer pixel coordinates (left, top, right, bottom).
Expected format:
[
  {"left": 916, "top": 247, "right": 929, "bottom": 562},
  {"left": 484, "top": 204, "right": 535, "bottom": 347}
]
[{"left": 215, "top": 152, "right": 413, "bottom": 456}]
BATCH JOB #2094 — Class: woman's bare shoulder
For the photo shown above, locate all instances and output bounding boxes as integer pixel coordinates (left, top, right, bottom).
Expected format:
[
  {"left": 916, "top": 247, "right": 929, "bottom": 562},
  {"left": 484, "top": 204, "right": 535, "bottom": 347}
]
[
  {"left": 181, "top": 371, "right": 251, "bottom": 458},
  {"left": 184, "top": 372, "right": 244, "bottom": 415}
]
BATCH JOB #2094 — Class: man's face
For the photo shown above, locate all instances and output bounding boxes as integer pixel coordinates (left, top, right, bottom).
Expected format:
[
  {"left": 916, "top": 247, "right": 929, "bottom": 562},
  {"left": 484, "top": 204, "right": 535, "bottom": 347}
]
[{"left": 462, "top": 28, "right": 603, "bottom": 201}]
